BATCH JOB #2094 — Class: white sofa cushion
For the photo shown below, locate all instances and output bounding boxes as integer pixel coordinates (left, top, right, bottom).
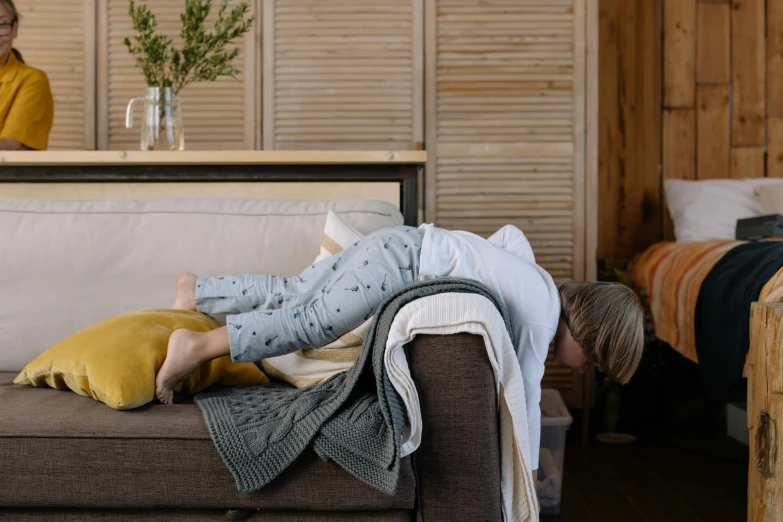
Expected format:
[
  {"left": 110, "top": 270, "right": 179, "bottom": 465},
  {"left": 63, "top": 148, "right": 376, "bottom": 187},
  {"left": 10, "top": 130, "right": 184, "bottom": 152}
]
[{"left": 0, "top": 198, "right": 402, "bottom": 371}]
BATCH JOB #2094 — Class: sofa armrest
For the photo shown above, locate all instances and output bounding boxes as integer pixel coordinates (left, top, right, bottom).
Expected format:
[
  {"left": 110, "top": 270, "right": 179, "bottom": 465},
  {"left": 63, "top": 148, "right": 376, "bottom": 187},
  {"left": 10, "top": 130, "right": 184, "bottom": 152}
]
[{"left": 405, "top": 333, "right": 503, "bottom": 522}]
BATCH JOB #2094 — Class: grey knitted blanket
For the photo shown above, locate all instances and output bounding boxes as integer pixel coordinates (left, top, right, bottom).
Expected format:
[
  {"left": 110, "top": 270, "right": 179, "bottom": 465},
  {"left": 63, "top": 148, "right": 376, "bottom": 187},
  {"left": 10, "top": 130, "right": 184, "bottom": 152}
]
[{"left": 194, "top": 278, "right": 513, "bottom": 494}]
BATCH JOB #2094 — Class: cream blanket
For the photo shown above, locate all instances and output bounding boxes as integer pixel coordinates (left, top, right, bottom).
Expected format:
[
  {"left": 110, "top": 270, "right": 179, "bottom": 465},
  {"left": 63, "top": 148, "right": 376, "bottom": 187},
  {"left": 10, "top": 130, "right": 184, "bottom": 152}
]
[{"left": 384, "top": 293, "right": 540, "bottom": 522}]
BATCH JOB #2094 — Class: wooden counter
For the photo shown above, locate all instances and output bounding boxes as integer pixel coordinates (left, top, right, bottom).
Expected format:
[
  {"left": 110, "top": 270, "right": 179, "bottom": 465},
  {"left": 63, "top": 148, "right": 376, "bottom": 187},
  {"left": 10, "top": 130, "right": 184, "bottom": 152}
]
[
  {"left": 0, "top": 150, "right": 427, "bottom": 166},
  {"left": 0, "top": 151, "right": 426, "bottom": 226}
]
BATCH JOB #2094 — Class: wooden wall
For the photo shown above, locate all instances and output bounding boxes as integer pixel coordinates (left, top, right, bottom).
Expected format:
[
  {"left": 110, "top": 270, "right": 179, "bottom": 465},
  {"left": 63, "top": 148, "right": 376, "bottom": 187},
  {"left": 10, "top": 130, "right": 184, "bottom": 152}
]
[
  {"left": 598, "top": 0, "right": 662, "bottom": 262},
  {"left": 599, "top": 0, "right": 783, "bottom": 263},
  {"left": 663, "top": 0, "right": 771, "bottom": 237},
  {"left": 14, "top": 0, "right": 96, "bottom": 150}
]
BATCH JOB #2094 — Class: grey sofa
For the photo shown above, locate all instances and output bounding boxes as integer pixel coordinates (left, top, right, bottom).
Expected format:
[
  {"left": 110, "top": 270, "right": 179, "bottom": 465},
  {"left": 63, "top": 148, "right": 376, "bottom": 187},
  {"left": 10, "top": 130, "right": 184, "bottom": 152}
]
[
  {"left": 0, "top": 197, "right": 507, "bottom": 521},
  {"left": 0, "top": 333, "right": 504, "bottom": 521}
]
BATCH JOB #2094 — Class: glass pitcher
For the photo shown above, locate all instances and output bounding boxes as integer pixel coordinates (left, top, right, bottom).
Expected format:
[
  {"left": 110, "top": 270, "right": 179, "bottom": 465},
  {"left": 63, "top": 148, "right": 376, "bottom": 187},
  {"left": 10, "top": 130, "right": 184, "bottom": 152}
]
[{"left": 125, "top": 87, "right": 185, "bottom": 151}]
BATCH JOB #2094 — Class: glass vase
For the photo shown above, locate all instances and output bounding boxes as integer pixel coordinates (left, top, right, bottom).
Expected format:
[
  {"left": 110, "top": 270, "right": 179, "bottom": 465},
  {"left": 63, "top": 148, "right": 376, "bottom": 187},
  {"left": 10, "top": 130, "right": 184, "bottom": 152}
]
[{"left": 125, "top": 87, "right": 185, "bottom": 151}]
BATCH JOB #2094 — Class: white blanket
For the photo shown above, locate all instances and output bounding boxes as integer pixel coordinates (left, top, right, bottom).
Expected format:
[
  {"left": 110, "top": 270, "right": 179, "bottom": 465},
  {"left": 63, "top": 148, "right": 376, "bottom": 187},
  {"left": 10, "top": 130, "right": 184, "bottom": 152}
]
[{"left": 384, "top": 293, "right": 540, "bottom": 522}]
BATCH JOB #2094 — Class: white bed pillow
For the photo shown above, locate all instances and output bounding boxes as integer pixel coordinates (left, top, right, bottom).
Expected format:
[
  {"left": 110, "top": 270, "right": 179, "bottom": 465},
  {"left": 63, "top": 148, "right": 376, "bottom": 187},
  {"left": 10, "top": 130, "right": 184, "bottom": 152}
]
[
  {"left": 664, "top": 179, "right": 783, "bottom": 242},
  {"left": 756, "top": 183, "right": 783, "bottom": 215}
]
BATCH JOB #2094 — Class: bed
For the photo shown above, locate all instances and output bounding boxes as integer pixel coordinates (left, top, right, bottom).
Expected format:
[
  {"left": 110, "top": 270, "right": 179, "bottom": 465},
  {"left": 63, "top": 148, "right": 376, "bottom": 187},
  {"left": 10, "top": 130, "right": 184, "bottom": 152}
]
[
  {"left": 634, "top": 174, "right": 783, "bottom": 522},
  {"left": 625, "top": 179, "right": 783, "bottom": 404},
  {"left": 629, "top": 240, "right": 783, "bottom": 364}
]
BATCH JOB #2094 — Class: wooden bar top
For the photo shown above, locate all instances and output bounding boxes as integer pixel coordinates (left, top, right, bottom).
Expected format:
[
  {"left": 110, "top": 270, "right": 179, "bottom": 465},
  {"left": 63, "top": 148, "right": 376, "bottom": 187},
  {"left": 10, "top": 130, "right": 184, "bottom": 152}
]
[{"left": 0, "top": 150, "right": 427, "bottom": 166}]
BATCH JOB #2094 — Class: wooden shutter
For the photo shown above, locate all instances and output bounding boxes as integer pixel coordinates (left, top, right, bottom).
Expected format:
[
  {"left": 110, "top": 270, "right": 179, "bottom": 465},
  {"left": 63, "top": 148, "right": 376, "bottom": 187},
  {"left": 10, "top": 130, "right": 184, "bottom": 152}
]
[
  {"left": 263, "top": 0, "right": 423, "bottom": 150},
  {"left": 98, "top": 0, "right": 256, "bottom": 150},
  {"left": 13, "top": 0, "right": 96, "bottom": 149},
  {"left": 425, "top": 0, "right": 596, "bottom": 406}
]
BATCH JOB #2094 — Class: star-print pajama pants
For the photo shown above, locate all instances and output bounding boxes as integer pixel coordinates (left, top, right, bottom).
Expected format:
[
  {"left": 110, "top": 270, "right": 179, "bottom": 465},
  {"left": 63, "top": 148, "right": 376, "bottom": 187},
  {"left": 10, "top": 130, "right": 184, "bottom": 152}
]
[{"left": 195, "top": 225, "right": 425, "bottom": 363}]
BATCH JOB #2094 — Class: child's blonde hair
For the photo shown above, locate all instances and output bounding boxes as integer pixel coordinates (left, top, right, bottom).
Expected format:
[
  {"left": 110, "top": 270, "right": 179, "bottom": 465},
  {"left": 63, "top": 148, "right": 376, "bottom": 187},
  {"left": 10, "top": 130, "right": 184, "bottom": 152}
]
[{"left": 558, "top": 281, "right": 644, "bottom": 384}]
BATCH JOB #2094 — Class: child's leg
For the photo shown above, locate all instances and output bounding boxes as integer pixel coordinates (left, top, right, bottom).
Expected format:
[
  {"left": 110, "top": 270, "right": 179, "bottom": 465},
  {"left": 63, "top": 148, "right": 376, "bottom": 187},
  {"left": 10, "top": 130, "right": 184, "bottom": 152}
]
[
  {"left": 172, "top": 273, "right": 198, "bottom": 310},
  {"left": 224, "top": 226, "right": 425, "bottom": 362},
  {"left": 181, "top": 255, "right": 352, "bottom": 316},
  {"left": 157, "top": 226, "right": 424, "bottom": 403},
  {"left": 155, "top": 326, "right": 230, "bottom": 404}
]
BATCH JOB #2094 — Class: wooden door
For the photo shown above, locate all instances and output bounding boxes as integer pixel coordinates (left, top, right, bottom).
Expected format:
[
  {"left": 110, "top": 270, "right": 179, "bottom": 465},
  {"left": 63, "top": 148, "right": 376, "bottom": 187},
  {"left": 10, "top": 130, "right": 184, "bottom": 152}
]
[
  {"left": 13, "top": 0, "right": 96, "bottom": 150},
  {"left": 424, "top": 0, "right": 597, "bottom": 406},
  {"left": 262, "top": 0, "right": 424, "bottom": 150},
  {"left": 97, "top": 0, "right": 257, "bottom": 150}
]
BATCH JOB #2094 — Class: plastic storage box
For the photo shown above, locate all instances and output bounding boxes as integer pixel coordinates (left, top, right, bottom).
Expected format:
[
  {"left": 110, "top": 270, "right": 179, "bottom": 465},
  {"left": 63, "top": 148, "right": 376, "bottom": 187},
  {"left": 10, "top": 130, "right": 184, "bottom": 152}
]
[
  {"left": 726, "top": 402, "right": 749, "bottom": 445},
  {"left": 537, "top": 388, "right": 573, "bottom": 516}
]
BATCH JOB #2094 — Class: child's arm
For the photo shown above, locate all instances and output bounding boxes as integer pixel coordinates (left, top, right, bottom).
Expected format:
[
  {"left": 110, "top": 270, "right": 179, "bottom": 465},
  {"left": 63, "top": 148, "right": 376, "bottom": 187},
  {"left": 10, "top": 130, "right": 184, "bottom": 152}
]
[
  {"left": 487, "top": 224, "right": 536, "bottom": 263},
  {"left": 517, "top": 322, "right": 555, "bottom": 473}
]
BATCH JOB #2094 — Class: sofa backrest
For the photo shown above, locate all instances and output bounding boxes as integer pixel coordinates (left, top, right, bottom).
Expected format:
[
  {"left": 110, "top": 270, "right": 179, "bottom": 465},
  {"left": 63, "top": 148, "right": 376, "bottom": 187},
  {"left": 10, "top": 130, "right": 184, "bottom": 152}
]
[{"left": 0, "top": 198, "right": 403, "bottom": 371}]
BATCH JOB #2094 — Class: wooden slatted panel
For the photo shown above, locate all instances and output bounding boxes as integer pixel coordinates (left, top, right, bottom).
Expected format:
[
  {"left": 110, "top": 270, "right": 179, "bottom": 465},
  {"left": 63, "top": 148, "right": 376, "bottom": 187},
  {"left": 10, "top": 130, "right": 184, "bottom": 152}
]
[
  {"left": 545, "top": 349, "right": 584, "bottom": 407},
  {"left": 14, "top": 0, "right": 94, "bottom": 150},
  {"left": 266, "top": 0, "right": 421, "bottom": 150},
  {"left": 428, "top": 0, "right": 579, "bottom": 283},
  {"left": 103, "top": 0, "right": 252, "bottom": 150},
  {"left": 426, "top": 0, "right": 593, "bottom": 407}
]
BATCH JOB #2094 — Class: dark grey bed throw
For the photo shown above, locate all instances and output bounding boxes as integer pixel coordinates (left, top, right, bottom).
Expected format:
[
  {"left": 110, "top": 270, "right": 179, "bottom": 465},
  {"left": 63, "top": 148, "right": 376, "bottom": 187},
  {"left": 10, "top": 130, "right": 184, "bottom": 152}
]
[{"left": 194, "top": 278, "right": 512, "bottom": 495}]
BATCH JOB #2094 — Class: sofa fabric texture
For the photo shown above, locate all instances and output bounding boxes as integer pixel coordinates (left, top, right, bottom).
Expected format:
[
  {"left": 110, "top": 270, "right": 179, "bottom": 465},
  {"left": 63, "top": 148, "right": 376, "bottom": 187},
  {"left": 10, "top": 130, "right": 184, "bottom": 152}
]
[
  {"left": 0, "top": 198, "right": 403, "bottom": 372},
  {"left": 0, "top": 371, "right": 415, "bottom": 511},
  {"left": 0, "top": 330, "right": 503, "bottom": 520}
]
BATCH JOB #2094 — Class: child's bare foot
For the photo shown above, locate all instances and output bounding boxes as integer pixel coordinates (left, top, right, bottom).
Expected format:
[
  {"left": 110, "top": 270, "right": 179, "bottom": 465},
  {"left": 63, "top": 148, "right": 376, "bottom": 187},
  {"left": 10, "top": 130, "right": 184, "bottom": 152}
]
[
  {"left": 156, "top": 329, "right": 204, "bottom": 404},
  {"left": 172, "top": 272, "right": 198, "bottom": 311}
]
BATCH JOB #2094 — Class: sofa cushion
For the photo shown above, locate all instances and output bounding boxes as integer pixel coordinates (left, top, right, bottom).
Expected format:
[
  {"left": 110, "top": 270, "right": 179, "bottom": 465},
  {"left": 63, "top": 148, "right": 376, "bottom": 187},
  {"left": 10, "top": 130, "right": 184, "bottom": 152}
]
[
  {"left": 0, "top": 198, "right": 403, "bottom": 372},
  {"left": 0, "top": 372, "right": 415, "bottom": 511}
]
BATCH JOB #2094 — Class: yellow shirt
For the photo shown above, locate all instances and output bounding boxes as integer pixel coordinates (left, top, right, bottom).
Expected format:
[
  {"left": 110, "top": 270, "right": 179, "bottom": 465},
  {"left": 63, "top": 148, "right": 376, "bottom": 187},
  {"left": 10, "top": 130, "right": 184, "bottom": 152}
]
[{"left": 0, "top": 52, "right": 54, "bottom": 150}]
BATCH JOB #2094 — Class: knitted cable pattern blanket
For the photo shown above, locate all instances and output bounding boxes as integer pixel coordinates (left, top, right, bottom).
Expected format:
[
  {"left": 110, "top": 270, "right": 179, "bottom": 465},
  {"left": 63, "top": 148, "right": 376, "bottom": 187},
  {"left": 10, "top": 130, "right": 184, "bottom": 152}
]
[{"left": 194, "top": 278, "right": 512, "bottom": 495}]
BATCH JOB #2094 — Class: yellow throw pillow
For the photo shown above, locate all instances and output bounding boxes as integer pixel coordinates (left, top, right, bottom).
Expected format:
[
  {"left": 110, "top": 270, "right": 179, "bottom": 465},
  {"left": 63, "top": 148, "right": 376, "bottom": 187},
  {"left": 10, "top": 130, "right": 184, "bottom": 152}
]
[{"left": 13, "top": 309, "right": 269, "bottom": 410}]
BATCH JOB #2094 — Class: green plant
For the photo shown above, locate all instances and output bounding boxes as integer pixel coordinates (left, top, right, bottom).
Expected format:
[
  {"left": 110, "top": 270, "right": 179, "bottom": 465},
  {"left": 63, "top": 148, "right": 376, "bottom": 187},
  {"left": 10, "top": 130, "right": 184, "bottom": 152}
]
[{"left": 124, "top": 0, "right": 253, "bottom": 94}]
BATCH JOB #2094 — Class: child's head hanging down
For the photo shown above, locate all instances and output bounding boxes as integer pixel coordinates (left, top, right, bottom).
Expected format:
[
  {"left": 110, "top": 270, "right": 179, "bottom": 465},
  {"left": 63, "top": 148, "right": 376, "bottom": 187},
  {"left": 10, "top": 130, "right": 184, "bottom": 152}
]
[{"left": 555, "top": 282, "right": 645, "bottom": 384}]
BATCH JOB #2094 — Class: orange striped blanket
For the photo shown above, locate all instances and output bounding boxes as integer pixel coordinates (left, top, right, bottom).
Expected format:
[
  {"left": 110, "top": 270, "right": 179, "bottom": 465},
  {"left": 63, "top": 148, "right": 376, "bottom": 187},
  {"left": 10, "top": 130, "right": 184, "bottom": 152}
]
[{"left": 630, "top": 241, "right": 783, "bottom": 363}]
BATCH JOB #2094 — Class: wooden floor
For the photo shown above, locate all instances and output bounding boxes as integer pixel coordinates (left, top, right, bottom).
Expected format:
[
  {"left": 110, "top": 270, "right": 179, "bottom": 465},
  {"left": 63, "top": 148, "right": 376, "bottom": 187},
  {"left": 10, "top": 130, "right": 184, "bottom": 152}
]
[{"left": 542, "top": 436, "right": 748, "bottom": 521}]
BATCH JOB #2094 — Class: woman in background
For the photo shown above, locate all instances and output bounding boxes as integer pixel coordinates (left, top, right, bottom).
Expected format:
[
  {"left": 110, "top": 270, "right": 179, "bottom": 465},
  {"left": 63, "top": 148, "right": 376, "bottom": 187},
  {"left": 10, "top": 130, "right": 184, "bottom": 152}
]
[{"left": 0, "top": 0, "right": 53, "bottom": 150}]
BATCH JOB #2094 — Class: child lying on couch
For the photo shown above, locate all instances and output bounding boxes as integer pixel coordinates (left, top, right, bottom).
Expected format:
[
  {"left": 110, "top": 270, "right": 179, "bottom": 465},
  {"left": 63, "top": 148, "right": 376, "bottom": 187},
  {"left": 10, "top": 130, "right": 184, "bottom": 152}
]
[{"left": 159, "top": 222, "right": 644, "bottom": 472}]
